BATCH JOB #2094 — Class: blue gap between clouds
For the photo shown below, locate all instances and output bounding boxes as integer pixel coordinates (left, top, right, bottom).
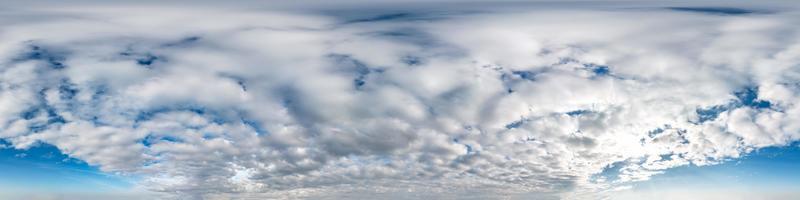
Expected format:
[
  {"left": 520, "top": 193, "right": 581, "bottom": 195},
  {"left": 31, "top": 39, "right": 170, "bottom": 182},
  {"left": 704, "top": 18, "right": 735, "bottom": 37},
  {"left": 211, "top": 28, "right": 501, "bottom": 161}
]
[
  {"left": 666, "top": 7, "right": 759, "bottom": 15},
  {"left": 329, "top": 54, "right": 373, "bottom": 90},
  {"left": 20, "top": 87, "right": 68, "bottom": 133},
  {"left": 120, "top": 50, "right": 160, "bottom": 67},
  {"left": 13, "top": 44, "right": 68, "bottom": 69},
  {"left": 583, "top": 63, "right": 610, "bottom": 77},
  {"left": 694, "top": 86, "right": 773, "bottom": 124},
  {"left": 370, "top": 27, "right": 440, "bottom": 49},
  {"left": 161, "top": 36, "right": 201, "bottom": 47},
  {"left": 566, "top": 110, "right": 591, "bottom": 117}
]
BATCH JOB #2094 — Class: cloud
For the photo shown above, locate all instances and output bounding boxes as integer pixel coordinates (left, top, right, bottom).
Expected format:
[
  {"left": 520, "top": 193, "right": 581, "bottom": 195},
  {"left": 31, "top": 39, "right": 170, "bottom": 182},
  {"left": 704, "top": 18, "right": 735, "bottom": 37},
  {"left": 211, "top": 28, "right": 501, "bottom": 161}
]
[{"left": 0, "top": 1, "right": 799, "bottom": 199}]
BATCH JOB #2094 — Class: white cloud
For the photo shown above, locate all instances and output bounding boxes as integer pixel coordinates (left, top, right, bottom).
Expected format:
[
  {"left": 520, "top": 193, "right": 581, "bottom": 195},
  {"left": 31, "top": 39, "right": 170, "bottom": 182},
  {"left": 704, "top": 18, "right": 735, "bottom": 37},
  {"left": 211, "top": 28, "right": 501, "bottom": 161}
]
[{"left": 0, "top": 1, "right": 799, "bottom": 199}]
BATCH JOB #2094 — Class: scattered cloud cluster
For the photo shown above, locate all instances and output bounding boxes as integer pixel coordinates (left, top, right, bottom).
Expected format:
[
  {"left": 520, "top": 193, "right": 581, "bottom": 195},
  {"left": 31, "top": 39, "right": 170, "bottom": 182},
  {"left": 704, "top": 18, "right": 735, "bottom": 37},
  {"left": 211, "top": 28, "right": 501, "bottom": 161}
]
[{"left": 1, "top": 2, "right": 800, "bottom": 199}]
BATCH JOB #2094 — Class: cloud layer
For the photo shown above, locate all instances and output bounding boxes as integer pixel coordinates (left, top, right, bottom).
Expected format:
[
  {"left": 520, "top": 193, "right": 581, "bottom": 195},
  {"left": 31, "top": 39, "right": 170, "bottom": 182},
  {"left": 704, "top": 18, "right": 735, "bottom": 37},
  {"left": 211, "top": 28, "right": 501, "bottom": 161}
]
[{"left": 1, "top": 2, "right": 800, "bottom": 199}]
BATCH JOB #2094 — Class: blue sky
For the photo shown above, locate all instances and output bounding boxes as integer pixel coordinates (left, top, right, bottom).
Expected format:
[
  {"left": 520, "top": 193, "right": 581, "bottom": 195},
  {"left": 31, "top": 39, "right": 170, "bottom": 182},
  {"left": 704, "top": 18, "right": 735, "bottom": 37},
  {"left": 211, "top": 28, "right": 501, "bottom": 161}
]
[
  {"left": 610, "top": 144, "right": 800, "bottom": 199},
  {"left": 0, "top": 140, "right": 134, "bottom": 197},
  {"left": 652, "top": 144, "right": 800, "bottom": 189}
]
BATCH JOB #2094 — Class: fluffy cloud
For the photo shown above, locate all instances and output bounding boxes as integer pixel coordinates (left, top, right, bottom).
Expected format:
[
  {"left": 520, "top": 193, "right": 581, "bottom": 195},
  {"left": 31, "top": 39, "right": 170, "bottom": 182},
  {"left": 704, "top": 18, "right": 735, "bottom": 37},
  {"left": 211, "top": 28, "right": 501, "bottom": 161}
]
[{"left": 1, "top": 1, "right": 800, "bottom": 199}]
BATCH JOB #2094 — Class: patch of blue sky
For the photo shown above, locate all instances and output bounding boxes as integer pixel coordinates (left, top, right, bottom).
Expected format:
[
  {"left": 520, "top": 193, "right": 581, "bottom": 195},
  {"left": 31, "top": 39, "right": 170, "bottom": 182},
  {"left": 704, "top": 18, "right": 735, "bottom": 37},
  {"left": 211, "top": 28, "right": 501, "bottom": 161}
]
[
  {"left": 566, "top": 110, "right": 591, "bottom": 117},
  {"left": 666, "top": 7, "right": 760, "bottom": 15},
  {"left": 505, "top": 118, "right": 526, "bottom": 129},
  {"left": 592, "top": 161, "right": 627, "bottom": 183},
  {"left": 512, "top": 70, "right": 538, "bottom": 81},
  {"left": 0, "top": 140, "right": 135, "bottom": 195},
  {"left": 14, "top": 44, "right": 67, "bottom": 69},
  {"left": 631, "top": 144, "right": 800, "bottom": 192},
  {"left": 161, "top": 36, "right": 201, "bottom": 47},
  {"left": 583, "top": 63, "right": 610, "bottom": 76},
  {"left": 693, "top": 86, "right": 774, "bottom": 124}
]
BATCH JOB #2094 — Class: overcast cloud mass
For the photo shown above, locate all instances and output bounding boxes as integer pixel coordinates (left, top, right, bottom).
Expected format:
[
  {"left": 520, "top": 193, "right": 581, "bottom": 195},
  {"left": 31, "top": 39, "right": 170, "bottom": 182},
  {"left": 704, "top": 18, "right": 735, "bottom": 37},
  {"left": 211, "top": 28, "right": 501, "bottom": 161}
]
[{"left": 1, "top": 1, "right": 800, "bottom": 199}]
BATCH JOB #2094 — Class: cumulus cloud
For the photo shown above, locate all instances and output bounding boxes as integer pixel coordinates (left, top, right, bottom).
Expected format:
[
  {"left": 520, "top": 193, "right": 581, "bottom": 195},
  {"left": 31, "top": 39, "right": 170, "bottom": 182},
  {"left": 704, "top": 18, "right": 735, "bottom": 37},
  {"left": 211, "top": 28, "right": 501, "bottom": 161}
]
[{"left": 1, "top": 1, "right": 800, "bottom": 199}]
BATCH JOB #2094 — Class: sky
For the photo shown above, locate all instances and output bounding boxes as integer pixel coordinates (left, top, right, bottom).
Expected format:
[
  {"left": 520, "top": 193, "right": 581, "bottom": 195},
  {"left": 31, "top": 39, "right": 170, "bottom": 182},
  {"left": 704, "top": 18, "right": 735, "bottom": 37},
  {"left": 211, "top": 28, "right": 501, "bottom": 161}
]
[{"left": 0, "top": 0, "right": 800, "bottom": 199}]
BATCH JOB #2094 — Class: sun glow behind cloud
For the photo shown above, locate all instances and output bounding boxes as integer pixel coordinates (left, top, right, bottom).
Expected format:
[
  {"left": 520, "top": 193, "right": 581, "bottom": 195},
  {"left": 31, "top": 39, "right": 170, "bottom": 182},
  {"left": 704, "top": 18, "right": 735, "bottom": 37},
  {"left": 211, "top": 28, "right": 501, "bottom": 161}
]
[{"left": 0, "top": 1, "right": 800, "bottom": 199}]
